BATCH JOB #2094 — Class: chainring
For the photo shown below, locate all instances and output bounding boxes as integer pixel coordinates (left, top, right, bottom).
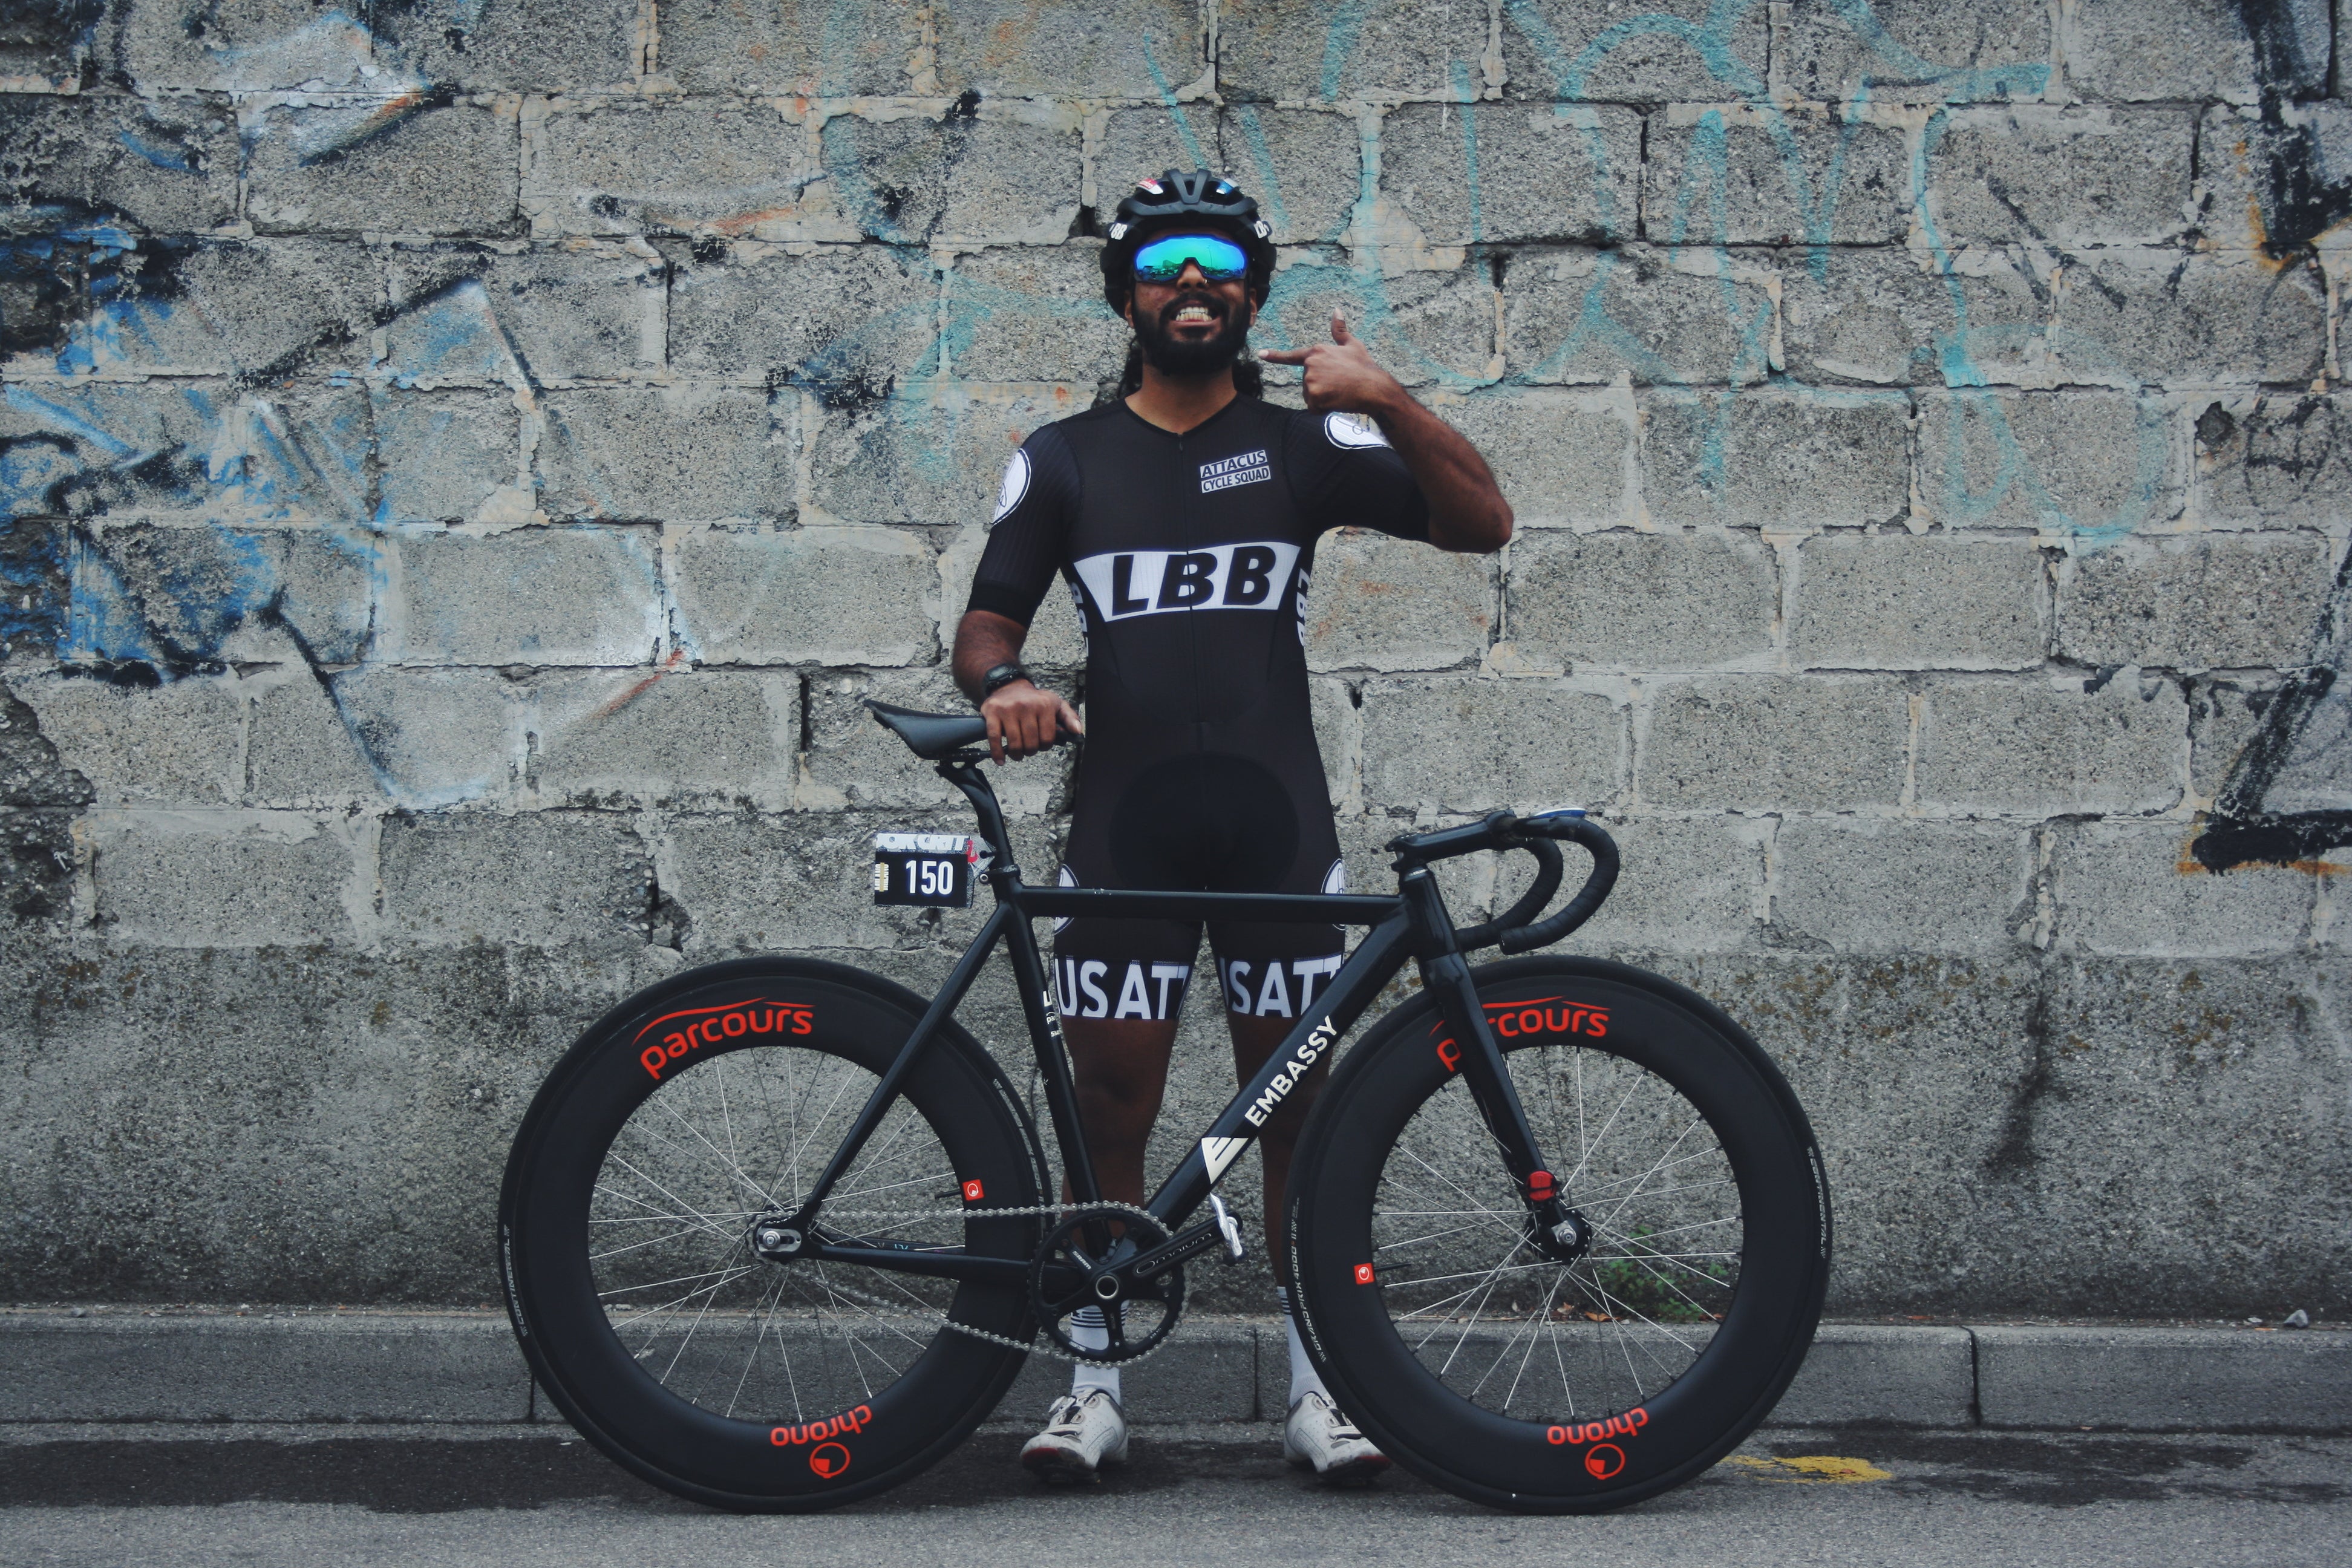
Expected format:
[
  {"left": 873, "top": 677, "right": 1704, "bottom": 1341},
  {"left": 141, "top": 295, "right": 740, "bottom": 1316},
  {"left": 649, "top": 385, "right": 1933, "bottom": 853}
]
[{"left": 1027, "top": 1204, "right": 1186, "bottom": 1364}]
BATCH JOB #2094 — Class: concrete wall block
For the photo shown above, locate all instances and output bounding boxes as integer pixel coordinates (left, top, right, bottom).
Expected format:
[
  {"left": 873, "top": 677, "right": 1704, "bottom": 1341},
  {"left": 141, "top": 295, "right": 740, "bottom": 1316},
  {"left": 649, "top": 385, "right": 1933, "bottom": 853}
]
[
  {"left": 537, "top": 385, "right": 791, "bottom": 523},
  {"left": 1502, "top": 0, "right": 1768, "bottom": 102},
  {"left": 1777, "top": 245, "right": 2049, "bottom": 388},
  {"left": 327, "top": 667, "right": 520, "bottom": 808},
  {"left": 1915, "top": 391, "right": 2180, "bottom": 535},
  {"left": 1789, "top": 533, "right": 2050, "bottom": 671},
  {"left": 93, "top": 238, "right": 381, "bottom": 379},
  {"left": 391, "top": 525, "right": 663, "bottom": 666},
  {"left": 808, "top": 381, "right": 1079, "bottom": 527},
  {"left": 1642, "top": 391, "right": 1911, "bottom": 529},
  {"left": 372, "top": 389, "right": 524, "bottom": 525},
  {"left": 1212, "top": 108, "right": 1362, "bottom": 247},
  {"left": 673, "top": 524, "right": 938, "bottom": 667},
  {"left": 2187, "top": 675, "right": 2284, "bottom": 808},
  {"left": 1964, "top": 958, "right": 2347, "bottom": 1315},
  {"left": 2054, "top": 250, "right": 2327, "bottom": 387},
  {"left": 1916, "top": 672, "right": 2189, "bottom": 817},
  {"left": 1381, "top": 103, "right": 1641, "bottom": 246},
  {"left": 658, "top": 809, "right": 964, "bottom": 955},
  {"left": 1435, "top": 387, "right": 1632, "bottom": 531},
  {"left": 2195, "top": 102, "right": 2352, "bottom": 253},
  {"left": 1573, "top": 814, "right": 1765, "bottom": 952},
  {"left": 2053, "top": 821, "right": 2313, "bottom": 955},
  {"left": 100, "top": 0, "right": 359, "bottom": 90},
  {"left": 1639, "top": 676, "right": 1910, "bottom": 810},
  {"left": 2195, "top": 393, "right": 2352, "bottom": 530},
  {"left": 1653, "top": 952, "right": 2041, "bottom": 1315},
  {"left": 944, "top": 244, "right": 1126, "bottom": 384},
  {"left": 2061, "top": 0, "right": 2325, "bottom": 105},
  {"left": 71, "top": 521, "right": 374, "bottom": 666},
  {"left": 533, "top": 670, "right": 794, "bottom": 806},
  {"left": 387, "top": 241, "right": 662, "bottom": 385},
  {"left": 1098, "top": 105, "right": 1225, "bottom": 221},
  {"left": 658, "top": 0, "right": 917, "bottom": 94},
  {"left": 1644, "top": 111, "right": 1909, "bottom": 246},
  {"left": 1923, "top": 107, "right": 2196, "bottom": 247},
  {"left": 244, "top": 666, "right": 384, "bottom": 807},
  {"left": 0, "top": 939, "right": 677, "bottom": 1301},
  {"left": 1778, "top": 0, "right": 2051, "bottom": 105},
  {"left": 818, "top": 112, "right": 1081, "bottom": 247},
  {"left": 807, "top": 668, "right": 977, "bottom": 812},
  {"left": 1772, "top": 818, "right": 2035, "bottom": 954},
  {"left": 933, "top": 0, "right": 1204, "bottom": 98},
  {"left": 1503, "top": 245, "right": 1771, "bottom": 387},
  {"left": 372, "top": 0, "right": 644, "bottom": 94},
  {"left": 89, "top": 810, "right": 360, "bottom": 946},
  {"left": 2055, "top": 532, "right": 2335, "bottom": 671},
  {"left": 1976, "top": 1325, "right": 2352, "bottom": 1432},
  {"left": 381, "top": 809, "right": 651, "bottom": 946},
  {"left": 530, "top": 100, "right": 814, "bottom": 239},
  {"left": 1507, "top": 529, "right": 1777, "bottom": 672},
  {"left": 671, "top": 241, "right": 937, "bottom": 387},
  {"left": 1259, "top": 258, "right": 1495, "bottom": 388},
  {"left": 1309, "top": 673, "right": 1359, "bottom": 816},
  {"left": 1220, "top": 0, "right": 1493, "bottom": 101},
  {"left": 0, "top": 96, "right": 239, "bottom": 236},
  {"left": 1303, "top": 530, "right": 1494, "bottom": 673},
  {"left": 1359, "top": 677, "right": 1618, "bottom": 814},
  {"left": 8, "top": 671, "right": 243, "bottom": 806},
  {"left": 247, "top": 103, "right": 522, "bottom": 237}
]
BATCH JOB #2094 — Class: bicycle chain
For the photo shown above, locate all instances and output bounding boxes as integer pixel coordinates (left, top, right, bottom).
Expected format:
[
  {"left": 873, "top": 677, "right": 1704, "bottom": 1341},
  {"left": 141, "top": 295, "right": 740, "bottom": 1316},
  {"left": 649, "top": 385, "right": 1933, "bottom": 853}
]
[{"left": 808, "top": 1199, "right": 1188, "bottom": 1367}]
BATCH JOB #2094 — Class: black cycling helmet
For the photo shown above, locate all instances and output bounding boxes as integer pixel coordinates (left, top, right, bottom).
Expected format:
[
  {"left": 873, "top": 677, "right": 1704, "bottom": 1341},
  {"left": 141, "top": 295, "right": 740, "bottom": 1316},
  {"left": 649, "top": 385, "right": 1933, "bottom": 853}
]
[{"left": 1101, "top": 168, "right": 1277, "bottom": 313}]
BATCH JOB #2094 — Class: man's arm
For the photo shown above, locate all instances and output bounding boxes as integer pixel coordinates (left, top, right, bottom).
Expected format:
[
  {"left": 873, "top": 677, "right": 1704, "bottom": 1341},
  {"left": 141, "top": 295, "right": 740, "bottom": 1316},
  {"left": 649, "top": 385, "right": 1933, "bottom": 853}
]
[
  {"left": 1261, "top": 313, "right": 1512, "bottom": 553},
  {"left": 952, "top": 608, "right": 1083, "bottom": 764}
]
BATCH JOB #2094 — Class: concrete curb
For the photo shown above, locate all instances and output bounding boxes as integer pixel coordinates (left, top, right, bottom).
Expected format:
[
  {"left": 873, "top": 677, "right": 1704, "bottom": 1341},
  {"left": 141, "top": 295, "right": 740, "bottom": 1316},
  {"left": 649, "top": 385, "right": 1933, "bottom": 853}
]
[{"left": 2, "top": 1315, "right": 2343, "bottom": 1433}]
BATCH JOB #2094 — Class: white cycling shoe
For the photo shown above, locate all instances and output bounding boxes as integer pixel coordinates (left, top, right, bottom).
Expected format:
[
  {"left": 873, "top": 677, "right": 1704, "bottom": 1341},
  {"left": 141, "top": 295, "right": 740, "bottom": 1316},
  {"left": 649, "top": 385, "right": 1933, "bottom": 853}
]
[
  {"left": 1021, "top": 1390, "right": 1130, "bottom": 1483},
  {"left": 1284, "top": 1390, "right": 1391, "bottom": 1482}
]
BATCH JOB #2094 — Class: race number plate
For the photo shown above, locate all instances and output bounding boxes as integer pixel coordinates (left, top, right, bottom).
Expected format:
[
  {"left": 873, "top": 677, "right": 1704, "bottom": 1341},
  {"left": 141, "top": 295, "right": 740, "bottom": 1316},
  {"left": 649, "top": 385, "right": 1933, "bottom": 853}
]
[{"left": 872, "top": 832, "right": 979, "bottom": 908}]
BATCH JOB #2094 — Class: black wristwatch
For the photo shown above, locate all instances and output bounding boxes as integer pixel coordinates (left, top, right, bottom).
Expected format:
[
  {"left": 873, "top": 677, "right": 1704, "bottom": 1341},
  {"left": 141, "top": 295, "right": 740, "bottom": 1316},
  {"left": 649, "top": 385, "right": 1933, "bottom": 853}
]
[{"left": 979, "top": 662, "right": 1032, "bottom": 698}]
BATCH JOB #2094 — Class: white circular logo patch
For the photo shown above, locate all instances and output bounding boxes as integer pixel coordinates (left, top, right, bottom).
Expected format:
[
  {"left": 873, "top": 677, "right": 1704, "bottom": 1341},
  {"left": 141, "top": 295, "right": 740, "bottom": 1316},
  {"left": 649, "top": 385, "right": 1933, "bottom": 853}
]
[
  {"left": 1324, "top": 411, "right": 1390, "bottom": 450},
  {"left": 990, "top": 448, "right": 1031, "bottom": 528}
]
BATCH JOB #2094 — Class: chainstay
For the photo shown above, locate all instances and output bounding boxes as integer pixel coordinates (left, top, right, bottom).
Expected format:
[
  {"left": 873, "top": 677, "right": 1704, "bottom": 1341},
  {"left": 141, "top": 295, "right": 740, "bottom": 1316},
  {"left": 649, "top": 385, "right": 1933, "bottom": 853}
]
[{"left": 811, "top": 1199, "right": 1183, "bottom": 1367}]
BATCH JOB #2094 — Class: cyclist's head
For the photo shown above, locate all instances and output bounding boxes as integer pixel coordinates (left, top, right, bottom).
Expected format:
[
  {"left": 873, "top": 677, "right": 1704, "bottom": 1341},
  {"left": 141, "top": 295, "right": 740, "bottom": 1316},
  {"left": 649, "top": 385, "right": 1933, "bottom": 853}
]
[{"left": 1101, "top": 169, "right": 1276, "bottom": 389}]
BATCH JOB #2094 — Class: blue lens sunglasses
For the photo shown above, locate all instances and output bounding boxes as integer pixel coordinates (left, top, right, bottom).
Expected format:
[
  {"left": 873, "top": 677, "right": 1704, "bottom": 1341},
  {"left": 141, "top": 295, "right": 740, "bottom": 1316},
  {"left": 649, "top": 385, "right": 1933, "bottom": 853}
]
[{"left": 1132, "top": 232, "right": 1251, "bottom": 284}]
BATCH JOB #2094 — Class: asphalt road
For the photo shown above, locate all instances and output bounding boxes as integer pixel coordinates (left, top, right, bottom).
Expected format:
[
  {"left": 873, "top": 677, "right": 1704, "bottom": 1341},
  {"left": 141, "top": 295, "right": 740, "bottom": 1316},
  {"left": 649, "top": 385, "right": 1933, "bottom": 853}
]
[{"left": 2, "top": 1423, "right": 2346, "bottom": 1567}]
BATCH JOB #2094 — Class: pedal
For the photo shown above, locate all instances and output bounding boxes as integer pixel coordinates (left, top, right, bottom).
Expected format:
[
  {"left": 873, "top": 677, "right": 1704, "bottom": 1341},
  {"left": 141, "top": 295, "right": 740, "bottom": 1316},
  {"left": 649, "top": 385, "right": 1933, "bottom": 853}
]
[{"left": 1208, "top": 1194, "right": 1246, "bottom": 1264}]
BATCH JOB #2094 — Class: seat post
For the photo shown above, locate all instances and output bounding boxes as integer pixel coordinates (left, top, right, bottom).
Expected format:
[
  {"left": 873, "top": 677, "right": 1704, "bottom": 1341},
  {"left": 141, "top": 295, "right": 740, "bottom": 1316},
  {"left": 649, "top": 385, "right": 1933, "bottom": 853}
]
[{"left": 939, "top": 758, "right": 1016, "bottom": 875}]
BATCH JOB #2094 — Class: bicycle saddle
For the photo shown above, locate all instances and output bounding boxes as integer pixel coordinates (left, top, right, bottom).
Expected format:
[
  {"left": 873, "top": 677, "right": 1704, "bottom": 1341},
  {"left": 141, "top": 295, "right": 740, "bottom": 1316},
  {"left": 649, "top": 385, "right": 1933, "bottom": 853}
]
[{"left": 864, "top": 699, "right": 988, "bottom": 759}]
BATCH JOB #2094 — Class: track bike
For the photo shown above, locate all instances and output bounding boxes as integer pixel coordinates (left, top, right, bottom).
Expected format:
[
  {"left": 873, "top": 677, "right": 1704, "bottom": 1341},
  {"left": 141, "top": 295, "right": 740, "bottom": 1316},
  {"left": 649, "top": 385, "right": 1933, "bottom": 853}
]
[{"left": 498, "top": 701, "right": 1830, "bottom": 1514}]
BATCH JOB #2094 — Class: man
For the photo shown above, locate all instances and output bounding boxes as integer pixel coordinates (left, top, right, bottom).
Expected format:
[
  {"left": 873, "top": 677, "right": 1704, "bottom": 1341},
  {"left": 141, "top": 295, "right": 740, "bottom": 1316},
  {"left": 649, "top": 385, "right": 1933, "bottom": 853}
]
[{"left": 951, "top": 169, "right": 1513, "bottom": 1483}]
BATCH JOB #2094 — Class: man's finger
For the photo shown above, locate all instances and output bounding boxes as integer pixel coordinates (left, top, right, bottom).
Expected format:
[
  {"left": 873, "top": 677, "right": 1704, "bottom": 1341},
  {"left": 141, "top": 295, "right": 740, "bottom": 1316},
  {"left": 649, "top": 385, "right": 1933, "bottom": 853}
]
[
  {"left": 984, "top": 707, "right": 1007, "bottom": 764},
  {"left": 1059, "top": 698, "right": 1085, "bottom": 737},
  {"left": 1259, "top": 346, "right": 1310, "bottom": 364},
  {"left": 1330, "top": 310, "right": 1352, "bottom": 345}
]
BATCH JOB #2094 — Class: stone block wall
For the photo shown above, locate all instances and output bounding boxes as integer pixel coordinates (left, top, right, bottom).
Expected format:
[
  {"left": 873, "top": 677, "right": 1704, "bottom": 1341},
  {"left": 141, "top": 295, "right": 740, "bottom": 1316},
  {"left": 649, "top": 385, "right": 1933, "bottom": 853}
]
[{"left": 0, "top": 0, "right": 2345, "bottom": 1318}]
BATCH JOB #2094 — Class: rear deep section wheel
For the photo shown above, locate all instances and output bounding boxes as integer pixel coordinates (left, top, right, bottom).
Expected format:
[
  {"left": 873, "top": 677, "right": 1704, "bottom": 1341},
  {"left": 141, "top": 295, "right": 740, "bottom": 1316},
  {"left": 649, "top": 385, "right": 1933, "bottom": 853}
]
[
  {"left": 500, "top": 958, "right": 1046, "bottom": 1511},
  {"left": 1287, "top": 956, "right": 1829, "bottom": 1513}
]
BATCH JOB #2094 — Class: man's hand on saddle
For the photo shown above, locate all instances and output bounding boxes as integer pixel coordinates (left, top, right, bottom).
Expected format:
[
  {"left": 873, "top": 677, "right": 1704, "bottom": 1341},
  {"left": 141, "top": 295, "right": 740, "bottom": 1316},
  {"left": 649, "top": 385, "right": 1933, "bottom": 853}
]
[
  {"left": 981, "top": 681, "right": 1083, "bottom": 765},
  {"left": 1260, "top": 311, "right": 1406, "bottom": 419}
]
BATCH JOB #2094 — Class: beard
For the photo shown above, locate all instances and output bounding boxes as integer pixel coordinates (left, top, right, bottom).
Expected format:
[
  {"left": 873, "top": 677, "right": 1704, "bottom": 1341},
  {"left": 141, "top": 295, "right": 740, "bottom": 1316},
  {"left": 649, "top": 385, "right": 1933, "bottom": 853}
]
[{"left": 1132, "top": 290, "right": 1253, "bottom": 378}]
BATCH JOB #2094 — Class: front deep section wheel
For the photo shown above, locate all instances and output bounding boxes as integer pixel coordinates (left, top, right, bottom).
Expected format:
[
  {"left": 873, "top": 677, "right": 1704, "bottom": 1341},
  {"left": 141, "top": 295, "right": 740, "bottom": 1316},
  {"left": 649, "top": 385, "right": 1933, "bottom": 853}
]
[
  {"left": 499, "top": 957, "right": 1047, "bottom": 1511},
  {"left": 1287, "top": 956, "right": 1829, "bottom": 1513}
]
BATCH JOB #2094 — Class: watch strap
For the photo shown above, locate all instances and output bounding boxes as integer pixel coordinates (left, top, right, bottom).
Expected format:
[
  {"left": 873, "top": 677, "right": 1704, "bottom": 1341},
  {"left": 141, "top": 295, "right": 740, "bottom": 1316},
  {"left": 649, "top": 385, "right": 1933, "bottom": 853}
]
[{"left": 979, "top": 662, "right": 1032, "bottom": 697}]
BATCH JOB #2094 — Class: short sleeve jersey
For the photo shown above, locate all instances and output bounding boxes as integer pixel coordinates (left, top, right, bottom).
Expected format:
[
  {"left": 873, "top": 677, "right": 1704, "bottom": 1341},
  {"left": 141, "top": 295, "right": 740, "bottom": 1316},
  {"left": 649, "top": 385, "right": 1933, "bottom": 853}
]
[{"left": 967, "top": 395, "right": 1431, "bottom": 770}]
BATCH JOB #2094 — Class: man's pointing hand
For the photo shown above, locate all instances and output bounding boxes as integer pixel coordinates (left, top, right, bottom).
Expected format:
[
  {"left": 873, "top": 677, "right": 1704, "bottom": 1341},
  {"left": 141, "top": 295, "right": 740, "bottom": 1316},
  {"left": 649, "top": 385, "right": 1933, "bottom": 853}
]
[{"left": 1260, "top": 311, "right": 1405, "bottom": 419}]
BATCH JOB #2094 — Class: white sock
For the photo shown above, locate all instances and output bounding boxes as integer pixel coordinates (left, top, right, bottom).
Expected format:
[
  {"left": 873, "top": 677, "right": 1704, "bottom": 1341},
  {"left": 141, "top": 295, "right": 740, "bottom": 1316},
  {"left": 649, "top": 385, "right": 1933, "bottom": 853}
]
[
  {"left": 1278, "top": 1287, "right": 1328, "bottom": 1409},
  {"left": 1069, "top": 1307, "right": 1121, "bottom": 1405}
]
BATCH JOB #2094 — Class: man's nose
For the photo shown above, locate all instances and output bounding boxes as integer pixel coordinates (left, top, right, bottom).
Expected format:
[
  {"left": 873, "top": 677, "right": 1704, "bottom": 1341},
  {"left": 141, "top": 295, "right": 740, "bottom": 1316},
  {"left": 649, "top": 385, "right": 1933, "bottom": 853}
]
[{"left": 1177, "top": 260, "right": 1209, "bottom": 287}]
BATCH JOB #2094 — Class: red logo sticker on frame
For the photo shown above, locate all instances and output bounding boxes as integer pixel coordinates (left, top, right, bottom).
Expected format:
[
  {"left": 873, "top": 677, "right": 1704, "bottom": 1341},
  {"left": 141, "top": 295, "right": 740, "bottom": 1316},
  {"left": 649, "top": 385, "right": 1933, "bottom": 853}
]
[
  {"left": 962, "top": 1179, "right": 985, "bottom": 1202},
  {"left": 1353, "top": 1263, "right": 1375, "bottom": 1285}
]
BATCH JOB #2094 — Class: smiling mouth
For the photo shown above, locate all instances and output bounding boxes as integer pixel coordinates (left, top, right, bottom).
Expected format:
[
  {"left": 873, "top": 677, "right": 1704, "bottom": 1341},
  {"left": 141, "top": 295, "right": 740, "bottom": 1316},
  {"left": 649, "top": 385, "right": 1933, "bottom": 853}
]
[{"left": 1168, "top": 301, "right": 1221, "bottom": 328}]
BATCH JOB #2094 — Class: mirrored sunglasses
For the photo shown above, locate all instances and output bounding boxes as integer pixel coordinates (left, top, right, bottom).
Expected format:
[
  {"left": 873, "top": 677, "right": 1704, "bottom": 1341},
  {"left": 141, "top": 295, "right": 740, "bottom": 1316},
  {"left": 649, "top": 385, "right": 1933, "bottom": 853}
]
[{"left": 1132, "top": 232, "right": 1250, "bottom": 284}]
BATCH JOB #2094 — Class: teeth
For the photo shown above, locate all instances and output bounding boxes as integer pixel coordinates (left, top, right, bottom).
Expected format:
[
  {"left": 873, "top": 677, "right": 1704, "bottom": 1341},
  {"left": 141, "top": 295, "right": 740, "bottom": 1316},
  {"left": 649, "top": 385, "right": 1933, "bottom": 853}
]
[{"left": 1175, "top": 306, "right": 1213, "bottom": 322}]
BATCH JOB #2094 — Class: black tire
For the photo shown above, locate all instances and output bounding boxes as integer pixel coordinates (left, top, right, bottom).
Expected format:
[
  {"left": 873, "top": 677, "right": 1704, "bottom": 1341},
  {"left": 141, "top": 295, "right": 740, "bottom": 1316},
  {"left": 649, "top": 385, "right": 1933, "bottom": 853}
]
[
  {"left": 499, "top": 956, "right": 1047, "bottom": 1512},
  {"left": 1286, "top": 956, "right": 1829, "bottom": 1513}
]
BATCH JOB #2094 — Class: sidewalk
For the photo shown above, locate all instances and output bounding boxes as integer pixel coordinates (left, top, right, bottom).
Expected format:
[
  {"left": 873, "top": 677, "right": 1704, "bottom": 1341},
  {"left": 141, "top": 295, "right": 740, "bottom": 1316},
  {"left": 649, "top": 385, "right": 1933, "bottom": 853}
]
[{"left": 4, "top": 1312, "right": 2344, "bottom": 1433}]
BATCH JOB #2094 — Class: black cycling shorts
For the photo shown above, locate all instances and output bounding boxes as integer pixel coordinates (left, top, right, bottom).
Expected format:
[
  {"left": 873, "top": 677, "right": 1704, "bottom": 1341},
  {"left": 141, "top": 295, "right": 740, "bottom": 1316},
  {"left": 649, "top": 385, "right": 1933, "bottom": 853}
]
[{"left": 1051, "top": 750, "right": 1346, "bottom": 1025}]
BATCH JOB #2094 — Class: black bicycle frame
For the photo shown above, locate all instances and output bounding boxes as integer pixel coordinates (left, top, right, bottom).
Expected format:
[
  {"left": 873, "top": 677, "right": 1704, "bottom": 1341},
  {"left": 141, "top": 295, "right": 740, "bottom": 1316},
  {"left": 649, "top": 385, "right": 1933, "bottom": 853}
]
[{"left": 773, "top": 755, "right": 1569, "bottom": 1292}]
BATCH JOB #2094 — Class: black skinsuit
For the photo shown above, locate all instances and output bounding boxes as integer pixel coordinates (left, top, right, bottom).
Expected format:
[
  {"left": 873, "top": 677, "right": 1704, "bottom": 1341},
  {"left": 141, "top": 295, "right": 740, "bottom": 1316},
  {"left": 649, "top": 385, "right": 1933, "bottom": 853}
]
[{"left": 966, "top": 394, "right": 1430, "bottom": 1026}]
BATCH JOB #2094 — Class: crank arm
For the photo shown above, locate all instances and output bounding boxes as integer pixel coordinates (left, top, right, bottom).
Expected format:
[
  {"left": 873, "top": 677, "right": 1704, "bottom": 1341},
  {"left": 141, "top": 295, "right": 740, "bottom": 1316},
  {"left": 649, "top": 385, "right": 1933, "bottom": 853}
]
[{"left": 1115, "top": 1218, "right": 1226, "bottom": 1287}]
